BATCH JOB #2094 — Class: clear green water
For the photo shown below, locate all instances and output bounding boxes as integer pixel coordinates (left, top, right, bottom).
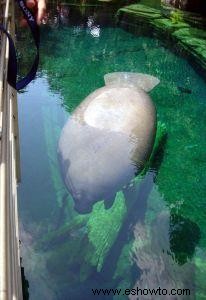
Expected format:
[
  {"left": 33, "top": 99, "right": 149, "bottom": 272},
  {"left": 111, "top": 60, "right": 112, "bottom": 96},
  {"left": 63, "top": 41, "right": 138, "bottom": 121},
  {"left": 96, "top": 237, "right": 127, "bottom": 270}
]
[{"left": 17, "top": 6, "right": 206, "bottom": 300}]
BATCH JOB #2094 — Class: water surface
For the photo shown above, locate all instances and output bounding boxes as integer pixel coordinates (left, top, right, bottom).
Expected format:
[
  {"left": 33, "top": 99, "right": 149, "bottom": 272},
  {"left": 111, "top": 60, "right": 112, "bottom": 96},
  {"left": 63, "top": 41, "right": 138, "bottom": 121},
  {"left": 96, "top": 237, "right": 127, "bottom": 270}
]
[{"left": 17, "top": 5, "right": 206, "bottom": 299}]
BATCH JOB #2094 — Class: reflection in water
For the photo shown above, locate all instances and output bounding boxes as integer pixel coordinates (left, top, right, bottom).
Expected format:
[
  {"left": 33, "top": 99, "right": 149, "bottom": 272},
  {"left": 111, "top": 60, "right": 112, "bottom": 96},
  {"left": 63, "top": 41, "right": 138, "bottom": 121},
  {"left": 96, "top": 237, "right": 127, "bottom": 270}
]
[
  {"left": 131, "top": 210, "right": 196, "bottom": 300},
  {"left": 45, "top": 3, "right": 107, "bottom": 38},
  {"left": 17, "top": 4, "right": 206, "bottom": 299},
  {"left": 43, "top": 1, "right": 117, "bottom": 35}
]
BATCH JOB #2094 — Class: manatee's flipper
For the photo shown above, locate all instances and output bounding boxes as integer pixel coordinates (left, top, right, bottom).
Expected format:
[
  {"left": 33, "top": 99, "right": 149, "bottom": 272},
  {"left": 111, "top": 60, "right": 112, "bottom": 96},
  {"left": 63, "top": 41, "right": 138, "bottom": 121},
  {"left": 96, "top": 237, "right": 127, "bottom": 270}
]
[
  {"left": 104, "top": 72, "right": 160, "bottom": 92},
  {"left": 104, "top": 193, "right": 116, "bottom": 210}
]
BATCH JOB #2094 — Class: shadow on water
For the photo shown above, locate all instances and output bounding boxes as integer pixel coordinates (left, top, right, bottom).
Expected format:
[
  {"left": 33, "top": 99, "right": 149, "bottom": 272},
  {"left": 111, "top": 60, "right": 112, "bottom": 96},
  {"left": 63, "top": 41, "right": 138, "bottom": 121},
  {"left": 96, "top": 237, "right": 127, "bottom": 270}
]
[
  {"left": 21, "top": 265, "right": 29, "bottom": 300},
  {"left": 169, "top": 213, "right": 201, "bottom": 266},
  {"left": 99, "top": 129, "right": 168, "bottom": 281}
]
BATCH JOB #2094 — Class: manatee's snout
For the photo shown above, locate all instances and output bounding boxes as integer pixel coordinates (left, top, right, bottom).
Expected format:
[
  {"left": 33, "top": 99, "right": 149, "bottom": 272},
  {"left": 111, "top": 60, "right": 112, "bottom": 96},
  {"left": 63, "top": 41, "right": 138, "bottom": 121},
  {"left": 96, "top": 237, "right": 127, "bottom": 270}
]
[
  {"left": 74, "top": 200, "right": 93, "bottom": 214},
  {"left": 72, "top": 191, "right": 94, "bottom": 214}
]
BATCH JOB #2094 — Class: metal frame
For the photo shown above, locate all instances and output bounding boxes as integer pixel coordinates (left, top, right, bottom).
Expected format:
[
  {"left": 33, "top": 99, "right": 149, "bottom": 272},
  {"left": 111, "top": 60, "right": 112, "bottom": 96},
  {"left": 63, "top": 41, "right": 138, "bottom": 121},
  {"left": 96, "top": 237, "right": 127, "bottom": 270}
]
[{"left": 0, "top": 0, "right": 22, "bottom": 298}]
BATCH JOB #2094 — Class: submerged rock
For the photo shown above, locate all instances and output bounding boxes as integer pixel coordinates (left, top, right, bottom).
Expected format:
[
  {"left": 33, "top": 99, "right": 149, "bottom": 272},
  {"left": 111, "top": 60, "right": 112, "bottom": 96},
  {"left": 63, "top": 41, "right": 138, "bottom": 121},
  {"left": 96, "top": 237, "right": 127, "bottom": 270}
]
[{"left": 58, "top": 72, "right": 159, "bottom": 214}]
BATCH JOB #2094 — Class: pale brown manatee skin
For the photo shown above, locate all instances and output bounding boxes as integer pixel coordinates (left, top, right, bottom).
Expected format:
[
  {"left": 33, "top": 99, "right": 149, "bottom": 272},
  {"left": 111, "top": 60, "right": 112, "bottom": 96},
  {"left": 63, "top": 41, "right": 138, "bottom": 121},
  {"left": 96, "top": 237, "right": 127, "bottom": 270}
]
[{"left": 58, "top": 72, "right": 160, "bottom": 214}]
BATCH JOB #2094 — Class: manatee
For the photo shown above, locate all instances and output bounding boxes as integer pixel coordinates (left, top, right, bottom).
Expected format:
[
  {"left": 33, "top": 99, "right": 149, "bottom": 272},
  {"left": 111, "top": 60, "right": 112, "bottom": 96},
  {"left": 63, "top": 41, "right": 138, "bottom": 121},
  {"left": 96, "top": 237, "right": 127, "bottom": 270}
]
[{"left": 58, "top": 72, "right": 160, "bottom": 214}]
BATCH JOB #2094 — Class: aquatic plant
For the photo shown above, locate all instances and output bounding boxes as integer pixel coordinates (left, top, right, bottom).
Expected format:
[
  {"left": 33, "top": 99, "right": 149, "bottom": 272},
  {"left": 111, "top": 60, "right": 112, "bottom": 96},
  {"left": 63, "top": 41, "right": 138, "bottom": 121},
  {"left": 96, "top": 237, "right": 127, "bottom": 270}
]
[{"left": 170, "top": 9, "right": 184, "bottom": 23}]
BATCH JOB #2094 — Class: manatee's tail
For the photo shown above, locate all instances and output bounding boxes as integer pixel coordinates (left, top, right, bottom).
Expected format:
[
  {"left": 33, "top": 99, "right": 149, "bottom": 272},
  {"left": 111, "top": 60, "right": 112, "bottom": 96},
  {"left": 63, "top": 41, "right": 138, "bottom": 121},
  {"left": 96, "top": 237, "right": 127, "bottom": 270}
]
[{"left": 104, "top": 72, "right": 160, "bottom": 92}]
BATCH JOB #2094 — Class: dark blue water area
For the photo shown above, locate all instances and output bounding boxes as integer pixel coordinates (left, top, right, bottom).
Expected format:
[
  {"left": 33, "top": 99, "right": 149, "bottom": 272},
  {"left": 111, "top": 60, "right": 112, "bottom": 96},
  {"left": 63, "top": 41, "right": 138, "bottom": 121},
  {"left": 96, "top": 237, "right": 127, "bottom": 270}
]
[{"left": 18, "top": 77, "right": 69, "bottom": 299}]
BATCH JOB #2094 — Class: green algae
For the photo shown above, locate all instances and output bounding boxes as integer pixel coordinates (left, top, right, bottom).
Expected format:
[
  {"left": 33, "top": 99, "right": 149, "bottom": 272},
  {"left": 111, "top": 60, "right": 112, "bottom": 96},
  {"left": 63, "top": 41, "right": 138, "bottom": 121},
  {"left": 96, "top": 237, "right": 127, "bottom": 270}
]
[
  {"left": 120, "top": 4, "right": 161, "bottom": 16},
  {"left": 117, "top": 4, "right": 161, "bottom": 22},
  {"left": 112, "top": 243, "right": 134, "bottom": 300},
  {"left": 35, "top": 215, "right": 88, "bottom": 250},
  {"left": 141, "top": 121, "right": 167, "bottom": 176},
  {"left": 117, "top": 4, "right": 206, "bottom": 72},
  {"left": 152, "top": 18, "right": 189, "bottom": 33},
  {"left": 172, "top": 27, "right": 206, "bottom": 66},
  {"left": 113, "top": 241, "right": 133, "bottom": 280},
  {"left": 86, "top": 192, "right": 127, "bottom": 271}
]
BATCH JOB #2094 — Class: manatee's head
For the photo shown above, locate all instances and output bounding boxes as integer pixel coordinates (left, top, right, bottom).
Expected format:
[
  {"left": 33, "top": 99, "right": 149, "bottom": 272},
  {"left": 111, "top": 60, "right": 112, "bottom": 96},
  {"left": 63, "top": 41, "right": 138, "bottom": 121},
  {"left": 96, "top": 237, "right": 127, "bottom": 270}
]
[
  {"left": 72, "top": 188, "right": 116, "bottom": 214},
  {"left": 64, "top": 164, "right": 119, "bottom": 214},
  {"left": 69, "top": 185, "right": 102, "bottom": 214},
  {"left": 58, "top": 157, "right": 101, "bottom": 214},
  {"left": 72, "top": 192, "right": 94, "bottom": 214}
]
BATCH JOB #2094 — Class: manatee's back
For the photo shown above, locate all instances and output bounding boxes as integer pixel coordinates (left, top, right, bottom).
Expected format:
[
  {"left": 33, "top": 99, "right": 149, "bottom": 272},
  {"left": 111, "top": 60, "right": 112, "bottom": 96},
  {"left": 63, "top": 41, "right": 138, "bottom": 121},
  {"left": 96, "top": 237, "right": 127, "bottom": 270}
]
[
  {"left": 81, "top": 85, "right": 156, "bottom": 165},
  {"left": 58, "top": 79, "right": 157, "bottom": 212}
]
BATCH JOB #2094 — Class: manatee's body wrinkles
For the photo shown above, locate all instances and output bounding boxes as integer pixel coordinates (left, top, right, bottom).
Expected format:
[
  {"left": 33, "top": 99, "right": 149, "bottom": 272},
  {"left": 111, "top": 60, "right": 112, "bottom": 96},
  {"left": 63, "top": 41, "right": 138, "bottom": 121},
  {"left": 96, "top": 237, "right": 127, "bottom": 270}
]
[{"left": 58, "top": 72, "right": 160, "bottom": 214}]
